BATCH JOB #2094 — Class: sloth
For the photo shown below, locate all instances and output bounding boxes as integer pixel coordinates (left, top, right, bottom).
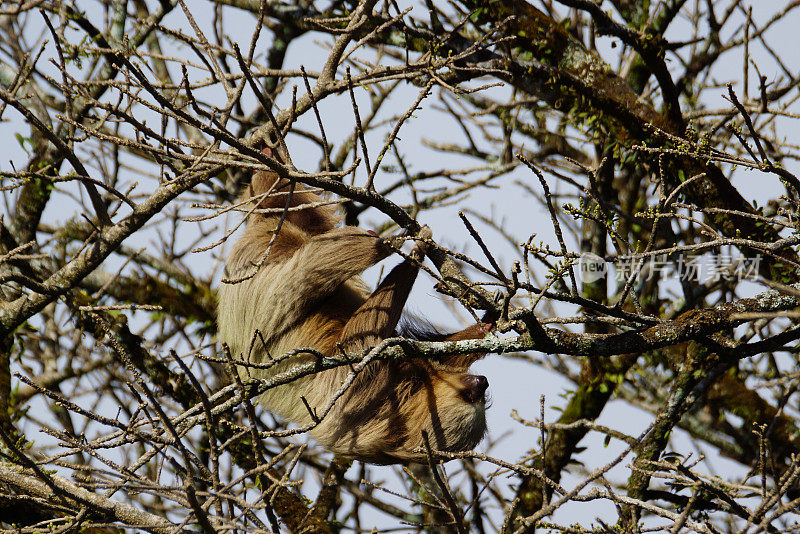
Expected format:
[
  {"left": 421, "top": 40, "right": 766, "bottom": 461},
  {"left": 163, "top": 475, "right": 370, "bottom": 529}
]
[{"left": 217, "top": 165, "right": 492, "bottom": 463}]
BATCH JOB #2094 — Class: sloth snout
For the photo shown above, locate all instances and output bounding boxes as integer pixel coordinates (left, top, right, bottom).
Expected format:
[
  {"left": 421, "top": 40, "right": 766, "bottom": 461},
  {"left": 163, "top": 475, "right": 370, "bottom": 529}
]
[{"left": 460, "top": 374, "right": 489, "bottom": 403}]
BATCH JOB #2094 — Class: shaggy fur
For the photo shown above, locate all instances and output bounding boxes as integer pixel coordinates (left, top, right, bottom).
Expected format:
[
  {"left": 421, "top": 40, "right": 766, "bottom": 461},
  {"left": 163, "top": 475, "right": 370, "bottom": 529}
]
[{"left": 217, "top": 170, "right": 490, "bottom": 463}]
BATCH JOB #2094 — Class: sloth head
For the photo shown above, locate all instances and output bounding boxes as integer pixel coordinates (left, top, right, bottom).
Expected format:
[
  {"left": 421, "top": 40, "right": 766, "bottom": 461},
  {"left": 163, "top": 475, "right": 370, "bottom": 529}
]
[
  {"left": 416, "top": 366, "right": 489, "bottom": 453},
  {"left": 317, "top": 360, "right": 489, "bottom": 464}
]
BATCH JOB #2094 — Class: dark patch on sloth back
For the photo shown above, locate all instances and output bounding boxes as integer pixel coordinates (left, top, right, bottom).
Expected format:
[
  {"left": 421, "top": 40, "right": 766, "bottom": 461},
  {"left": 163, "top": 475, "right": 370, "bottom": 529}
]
[{"left": 397, "top": 317, "right": 450, "bottom": 342}]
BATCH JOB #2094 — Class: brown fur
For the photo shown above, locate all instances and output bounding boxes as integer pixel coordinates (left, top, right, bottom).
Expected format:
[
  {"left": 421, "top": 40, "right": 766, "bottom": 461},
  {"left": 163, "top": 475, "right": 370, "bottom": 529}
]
[{"left": 217, "top": 171, "right": 490, "bottom": 463}]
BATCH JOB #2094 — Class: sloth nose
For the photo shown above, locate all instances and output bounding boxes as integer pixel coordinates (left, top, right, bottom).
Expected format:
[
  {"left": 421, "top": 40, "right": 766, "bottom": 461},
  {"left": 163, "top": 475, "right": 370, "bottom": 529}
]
[{"left": 460, "top": 374, "right": 489, "bottom": 403}]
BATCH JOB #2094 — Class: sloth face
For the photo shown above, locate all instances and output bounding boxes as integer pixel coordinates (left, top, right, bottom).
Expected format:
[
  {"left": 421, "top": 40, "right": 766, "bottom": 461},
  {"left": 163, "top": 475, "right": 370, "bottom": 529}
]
[
  {"left": 420, "top": 369, "right": 489, "bottom": 453},
  {"left": 315, "top": 361, "right": 489, "bottom": 464}
]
